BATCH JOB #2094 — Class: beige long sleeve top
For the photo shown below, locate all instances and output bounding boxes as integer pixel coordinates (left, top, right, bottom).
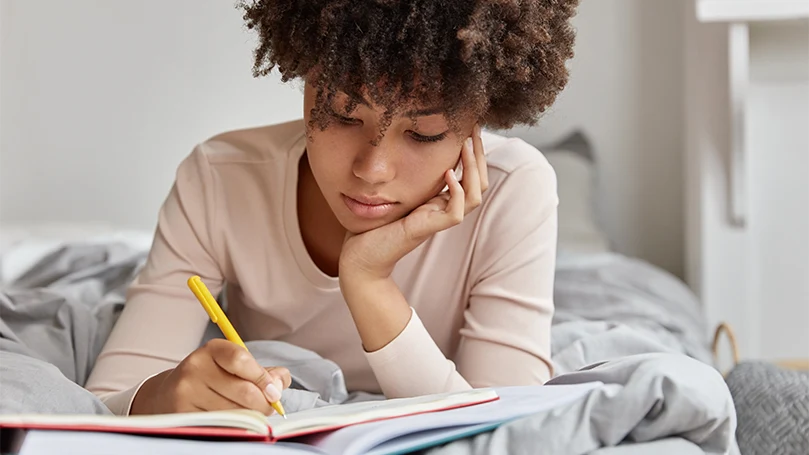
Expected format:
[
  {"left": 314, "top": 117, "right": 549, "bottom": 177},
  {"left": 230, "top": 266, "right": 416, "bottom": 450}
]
[{"left": 84, "top": 119, "right": 559, "bottom": 415}]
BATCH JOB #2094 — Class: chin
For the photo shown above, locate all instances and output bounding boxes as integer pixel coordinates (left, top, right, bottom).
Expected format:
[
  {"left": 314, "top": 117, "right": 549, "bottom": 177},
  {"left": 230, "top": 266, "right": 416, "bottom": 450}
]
[{"left": 339, "top": 215, "right": 390, "bottom": 235}]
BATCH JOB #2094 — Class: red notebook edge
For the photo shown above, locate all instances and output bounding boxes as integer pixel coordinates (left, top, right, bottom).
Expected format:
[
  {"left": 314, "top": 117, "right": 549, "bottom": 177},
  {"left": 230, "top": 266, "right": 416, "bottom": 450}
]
[
  {"left": 0, "top": 422, "right": 271, "bottom": 442},
  {"left": 0, "top": 392, "right": 500, "bottom": 444},
  {"left": 267, "top": 393, "right": 501, "bottom": 441}
]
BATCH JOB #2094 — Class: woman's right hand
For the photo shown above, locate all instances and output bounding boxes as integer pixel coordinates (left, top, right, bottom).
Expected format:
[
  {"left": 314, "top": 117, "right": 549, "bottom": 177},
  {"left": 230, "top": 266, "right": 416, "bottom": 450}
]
[{"left": 130, "top": 339, "right": 291, "bottom": 415}]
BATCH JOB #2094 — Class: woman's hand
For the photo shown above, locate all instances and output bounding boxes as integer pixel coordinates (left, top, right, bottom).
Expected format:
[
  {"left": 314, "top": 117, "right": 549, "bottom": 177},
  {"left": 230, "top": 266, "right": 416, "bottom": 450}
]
[
  {"left": 130, "top": 339, "right": 291, "bottom": 415},
  {"left": 338, "top": 125, "right": 489, "bottom": 281}
]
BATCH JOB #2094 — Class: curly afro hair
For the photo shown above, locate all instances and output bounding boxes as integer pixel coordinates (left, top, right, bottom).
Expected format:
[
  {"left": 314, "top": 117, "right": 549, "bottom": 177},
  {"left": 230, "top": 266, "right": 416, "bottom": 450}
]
[{"left": 238, "top": 0, "right": 579, "bottom": 136}]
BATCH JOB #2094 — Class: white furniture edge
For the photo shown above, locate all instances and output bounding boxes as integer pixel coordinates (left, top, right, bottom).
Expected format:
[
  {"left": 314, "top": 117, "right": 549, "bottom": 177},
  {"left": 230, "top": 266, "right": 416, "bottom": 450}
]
[
  {"left": 697, "top": 0, "right": 809, "bottom": 23},
  {"left": 727, "top": 23, "right": 749, "bottom": 227},
  {"left": 695, "top": 0, "right": 808, "bottom": 226}
]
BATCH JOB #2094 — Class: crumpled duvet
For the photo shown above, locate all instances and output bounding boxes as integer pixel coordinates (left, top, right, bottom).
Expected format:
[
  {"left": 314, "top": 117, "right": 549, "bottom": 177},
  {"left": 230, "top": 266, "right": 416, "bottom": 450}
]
[{"left": 0, "top": 240, "right": 739, "bottom": 454}]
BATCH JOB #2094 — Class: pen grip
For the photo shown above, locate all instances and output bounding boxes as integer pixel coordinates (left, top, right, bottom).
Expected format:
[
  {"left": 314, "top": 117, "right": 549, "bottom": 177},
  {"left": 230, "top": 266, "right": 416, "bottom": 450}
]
[{"left": 218, "top": 321, "right": 248, "bottom": 350}]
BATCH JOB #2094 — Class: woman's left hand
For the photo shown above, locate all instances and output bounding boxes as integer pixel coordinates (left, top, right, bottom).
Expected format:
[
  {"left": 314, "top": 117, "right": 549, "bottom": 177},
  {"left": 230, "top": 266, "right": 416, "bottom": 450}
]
[{"left": 339, "top": 125, "right": 489, "bottom": 282}]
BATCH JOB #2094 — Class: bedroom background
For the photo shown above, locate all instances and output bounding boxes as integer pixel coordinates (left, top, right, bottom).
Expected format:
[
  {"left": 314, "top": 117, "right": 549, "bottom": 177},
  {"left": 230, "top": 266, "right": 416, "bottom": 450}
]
[
  {"left": 0, "top": 1, "right": 807, "bottom": 367},
  {"left": 0, "top": 0, "right": 687, "bottom": 276}
]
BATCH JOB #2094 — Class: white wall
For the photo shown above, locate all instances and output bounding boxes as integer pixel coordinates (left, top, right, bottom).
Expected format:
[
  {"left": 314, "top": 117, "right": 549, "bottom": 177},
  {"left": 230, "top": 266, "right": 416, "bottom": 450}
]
[
  {"left": 505, "top": 0, "right": 686, "bottom": 277},
  {"left": 0, "top": 0, "right": 686, "bottom": 277},
  {"left": 0, "top": 0, "right": 303, "bottom": 230}
]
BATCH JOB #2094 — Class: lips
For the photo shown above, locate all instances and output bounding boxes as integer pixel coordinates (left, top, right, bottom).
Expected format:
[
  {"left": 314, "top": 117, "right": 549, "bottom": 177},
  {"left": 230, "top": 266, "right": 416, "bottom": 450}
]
[
  {"left": 341, "top": 194, "right": 398, "bottom": 219},
  {"left": 349, "top": 194, "right": 395, "bottom": 205}
]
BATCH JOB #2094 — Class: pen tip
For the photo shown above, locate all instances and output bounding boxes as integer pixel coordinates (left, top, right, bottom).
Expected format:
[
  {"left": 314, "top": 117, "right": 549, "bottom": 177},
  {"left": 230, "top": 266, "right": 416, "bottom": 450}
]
[{"left": 283, "top": 414, "right": 287, "bottom": 420}]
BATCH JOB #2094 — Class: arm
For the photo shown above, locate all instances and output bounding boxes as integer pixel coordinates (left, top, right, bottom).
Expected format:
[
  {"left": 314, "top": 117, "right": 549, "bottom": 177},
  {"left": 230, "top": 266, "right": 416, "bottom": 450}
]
[
  {"left": 345, "top": 159, "right": 558, "bottom": 397},
  {"left": 453, "top": 161, "right": 557, "bottom": 386},
  {"left": 85, "top": 146, "right": 224, "bottom": 415}
]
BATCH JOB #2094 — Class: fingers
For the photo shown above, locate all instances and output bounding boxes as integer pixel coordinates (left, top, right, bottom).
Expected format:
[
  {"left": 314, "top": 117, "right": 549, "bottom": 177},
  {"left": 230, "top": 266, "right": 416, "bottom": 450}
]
[
  {"left": 444, "top": 169, "right": 465, "bottom": 225},
  {"left": 472, "top": 124, "right": 489, "bottom": 192},
  {"left": 204, "top": 355, "right": 274, "bottom": 415},
  {"left": 206, "top": 339, "right": 286, "bottom": 409},
  {"left": 458, "top": 123, "right": 488, "bottom": 215},
  {"left": 264, "top": 366, "right": 292, "bottom": 401},
  {"left": 395, "top": 123, "right": 488, "bottom": 242},
  {"left": 460, "top": 138, "right": 481, "bottom": 214},
  {"left": 199, "top": 384, "right": 254, "bottom": 412}
]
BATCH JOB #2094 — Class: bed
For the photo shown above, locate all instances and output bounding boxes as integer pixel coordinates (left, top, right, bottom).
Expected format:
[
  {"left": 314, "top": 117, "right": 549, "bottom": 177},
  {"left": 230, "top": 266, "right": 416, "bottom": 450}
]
[{"left": 0, "top": 131, "right": 741, "bottom": 454}]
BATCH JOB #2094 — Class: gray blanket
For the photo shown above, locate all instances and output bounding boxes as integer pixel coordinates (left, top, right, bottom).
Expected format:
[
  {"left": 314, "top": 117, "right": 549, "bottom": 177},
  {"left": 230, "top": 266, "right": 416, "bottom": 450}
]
[
  {"left": 425, "top": 251, "right": 736, "bottom": 455},
  {"left": 0, "top": 241, "right": 738, "bottom": 454}
]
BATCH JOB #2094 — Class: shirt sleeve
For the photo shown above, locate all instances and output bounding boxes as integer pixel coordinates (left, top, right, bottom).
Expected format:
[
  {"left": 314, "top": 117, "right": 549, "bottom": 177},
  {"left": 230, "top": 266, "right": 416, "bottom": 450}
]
[
  {"left": 84, "top": 145, "right": 224, "bottom": 414},
  {"left": 365, "top": 159, "right": 558, "bottom": 397}
]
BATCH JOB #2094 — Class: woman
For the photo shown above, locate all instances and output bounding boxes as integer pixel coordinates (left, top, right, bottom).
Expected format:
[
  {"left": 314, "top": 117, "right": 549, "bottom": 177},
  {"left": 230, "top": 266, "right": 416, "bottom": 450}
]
[{"left": 85, "top": 0, "right": 578, "bottom": 415}]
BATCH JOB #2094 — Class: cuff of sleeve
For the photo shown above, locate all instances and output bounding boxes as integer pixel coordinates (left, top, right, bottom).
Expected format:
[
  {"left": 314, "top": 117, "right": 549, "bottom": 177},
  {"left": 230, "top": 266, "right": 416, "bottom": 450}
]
[
  {"left": 98, "top": 372, "right": 160, "bottom": 416},
  {"left": 364, "top": 308, "right": 467, "bottom": 398}
]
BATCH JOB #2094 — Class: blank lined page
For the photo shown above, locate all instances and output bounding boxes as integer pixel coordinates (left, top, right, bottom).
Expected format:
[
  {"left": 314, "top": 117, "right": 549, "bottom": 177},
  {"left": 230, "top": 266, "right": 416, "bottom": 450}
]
[{"left": 18, "top": 430, "right": 323, "bottom": 455}]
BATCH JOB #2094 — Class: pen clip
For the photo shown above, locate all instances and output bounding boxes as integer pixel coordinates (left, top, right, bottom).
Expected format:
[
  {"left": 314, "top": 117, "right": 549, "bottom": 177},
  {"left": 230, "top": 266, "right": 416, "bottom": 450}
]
[{"left": 188, "top": 276, "right": 218, "bottom": 323}]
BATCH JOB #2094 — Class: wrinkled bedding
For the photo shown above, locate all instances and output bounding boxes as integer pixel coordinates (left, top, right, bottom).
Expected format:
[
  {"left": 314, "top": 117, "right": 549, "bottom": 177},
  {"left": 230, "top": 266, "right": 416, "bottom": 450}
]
[{"left": 0, "top": 239, "right": 739, "bottom": 454}]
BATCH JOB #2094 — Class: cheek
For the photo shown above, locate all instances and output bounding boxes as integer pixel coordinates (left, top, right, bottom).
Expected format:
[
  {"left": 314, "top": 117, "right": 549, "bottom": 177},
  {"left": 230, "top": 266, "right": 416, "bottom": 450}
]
[
  {"left": 401, "top": 146, "right": 462, "bottom": 196},
  {"left": 306, "top": 134, "right": 350, "bottom": 184},
  {"left": 427, "top": 145, "right": 463, "bottom": 178}
]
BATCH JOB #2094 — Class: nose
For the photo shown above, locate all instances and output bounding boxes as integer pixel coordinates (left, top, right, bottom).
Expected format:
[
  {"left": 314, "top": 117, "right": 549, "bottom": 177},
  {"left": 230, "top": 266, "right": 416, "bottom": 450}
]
[{"left": 352, "top": 144, "right": 396, "bottom": 185}]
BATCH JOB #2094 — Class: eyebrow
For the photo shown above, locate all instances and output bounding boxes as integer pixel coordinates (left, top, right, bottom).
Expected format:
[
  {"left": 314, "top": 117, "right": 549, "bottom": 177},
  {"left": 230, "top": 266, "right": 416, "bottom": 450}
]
[
  {"left": 403, "top": 107, "right": 444, "bottom": 118},
  {"left": 347, "top": 97, "right": 444, "bottom": 118}
]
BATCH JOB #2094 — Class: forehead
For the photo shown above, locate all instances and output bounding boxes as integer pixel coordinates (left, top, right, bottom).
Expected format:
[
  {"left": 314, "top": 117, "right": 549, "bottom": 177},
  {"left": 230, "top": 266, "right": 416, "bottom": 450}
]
[{"left": 330, "top": 87, "right": 447, "bottom": 118}]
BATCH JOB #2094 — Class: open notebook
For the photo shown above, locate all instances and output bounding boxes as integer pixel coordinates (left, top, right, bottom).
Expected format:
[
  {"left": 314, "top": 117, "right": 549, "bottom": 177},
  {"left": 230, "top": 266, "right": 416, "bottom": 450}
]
[
  {"left": 4, "top": 383, "right": 604, "bottom": 455},
  {"left": 0, "top": 388, "right": 499, "bottom": 442}
]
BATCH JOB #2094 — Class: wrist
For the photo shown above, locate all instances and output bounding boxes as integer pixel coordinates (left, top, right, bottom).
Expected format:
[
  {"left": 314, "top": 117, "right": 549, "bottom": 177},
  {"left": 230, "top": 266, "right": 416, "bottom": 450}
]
[
  {"left": 129, "top": 369, "right": 171, "bottom": 415},
  {"left": 338, "top": 271, "right": 395, "bottom": 298},
  {"left": 337, "top": 246, "right": 397, "bottom": 282},
  {"left": 336, "top": 275, "right": 413, "bottom": 352},
  {"left": 338, "top": 260, "right": 393, "bottom": 286}
]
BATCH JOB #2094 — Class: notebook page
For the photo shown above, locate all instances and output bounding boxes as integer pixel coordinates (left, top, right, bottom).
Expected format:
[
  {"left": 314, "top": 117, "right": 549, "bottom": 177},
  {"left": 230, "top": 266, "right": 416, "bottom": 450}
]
[
  {"left": 266, "top": 388, "right": 497, "bottom": 438},
  {"left": 306, "top": 382, "right": 603, "bottom": 455},
  {"left": 18, "top": 430, "right": 325, "bottom": 455},
  {"left": 0, "top": 409, "right": 269, "bottom": 435}
]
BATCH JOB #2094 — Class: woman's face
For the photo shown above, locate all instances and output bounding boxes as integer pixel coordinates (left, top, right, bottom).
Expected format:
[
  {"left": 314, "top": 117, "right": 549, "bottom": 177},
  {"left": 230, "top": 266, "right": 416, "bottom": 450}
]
[{"left": 303, "top": 82, "right": 475, "bottom": 234}]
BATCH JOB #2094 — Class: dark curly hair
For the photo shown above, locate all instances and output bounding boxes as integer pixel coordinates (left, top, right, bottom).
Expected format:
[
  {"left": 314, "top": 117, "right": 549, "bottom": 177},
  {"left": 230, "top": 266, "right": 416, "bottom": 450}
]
[{"left": 238, "top": 0, "right": 579, "bottom": 138}]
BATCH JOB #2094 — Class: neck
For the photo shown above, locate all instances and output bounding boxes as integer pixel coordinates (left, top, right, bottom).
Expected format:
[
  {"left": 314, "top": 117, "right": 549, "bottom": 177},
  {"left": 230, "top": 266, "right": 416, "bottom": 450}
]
[{"left": 297, "top": 152, "right": 346, "bottom": 277}]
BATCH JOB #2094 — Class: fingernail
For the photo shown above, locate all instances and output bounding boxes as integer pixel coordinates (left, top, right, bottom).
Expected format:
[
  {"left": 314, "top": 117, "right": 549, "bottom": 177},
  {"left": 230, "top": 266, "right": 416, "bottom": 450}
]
[
  {"left": 474, "top": 124, "right": 481, "bottom": 135},
  {"left": 451, "top": 169, "right": 458, "bottom": 180},
  {"left": 264, "top": 383, "right": 282, "bottom": 402},
  {"left": 465, "top": 138, "right": 473, "bottom": 150}
]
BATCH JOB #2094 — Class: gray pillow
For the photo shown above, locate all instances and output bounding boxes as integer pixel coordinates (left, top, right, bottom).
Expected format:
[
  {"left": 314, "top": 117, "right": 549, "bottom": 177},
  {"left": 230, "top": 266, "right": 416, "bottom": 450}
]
[
  {"left": 725, "top": 361, "right": 809, "bottom": 455},
  {"left": 538, "top": 131, "right": 610, "bottom": 254}
]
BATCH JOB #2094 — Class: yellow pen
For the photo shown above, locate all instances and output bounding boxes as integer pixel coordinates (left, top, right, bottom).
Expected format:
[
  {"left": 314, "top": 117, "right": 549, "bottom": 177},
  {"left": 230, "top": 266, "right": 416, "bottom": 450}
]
[{"left": 187, "top": 275, "right": 287, "bottom": 419}]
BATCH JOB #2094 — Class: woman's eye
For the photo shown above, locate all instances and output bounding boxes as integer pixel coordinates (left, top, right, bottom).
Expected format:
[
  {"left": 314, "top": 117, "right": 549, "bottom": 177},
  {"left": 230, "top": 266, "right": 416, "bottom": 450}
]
[{"left": 409, "top": 131, "right": 448, "bottom": 143}]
